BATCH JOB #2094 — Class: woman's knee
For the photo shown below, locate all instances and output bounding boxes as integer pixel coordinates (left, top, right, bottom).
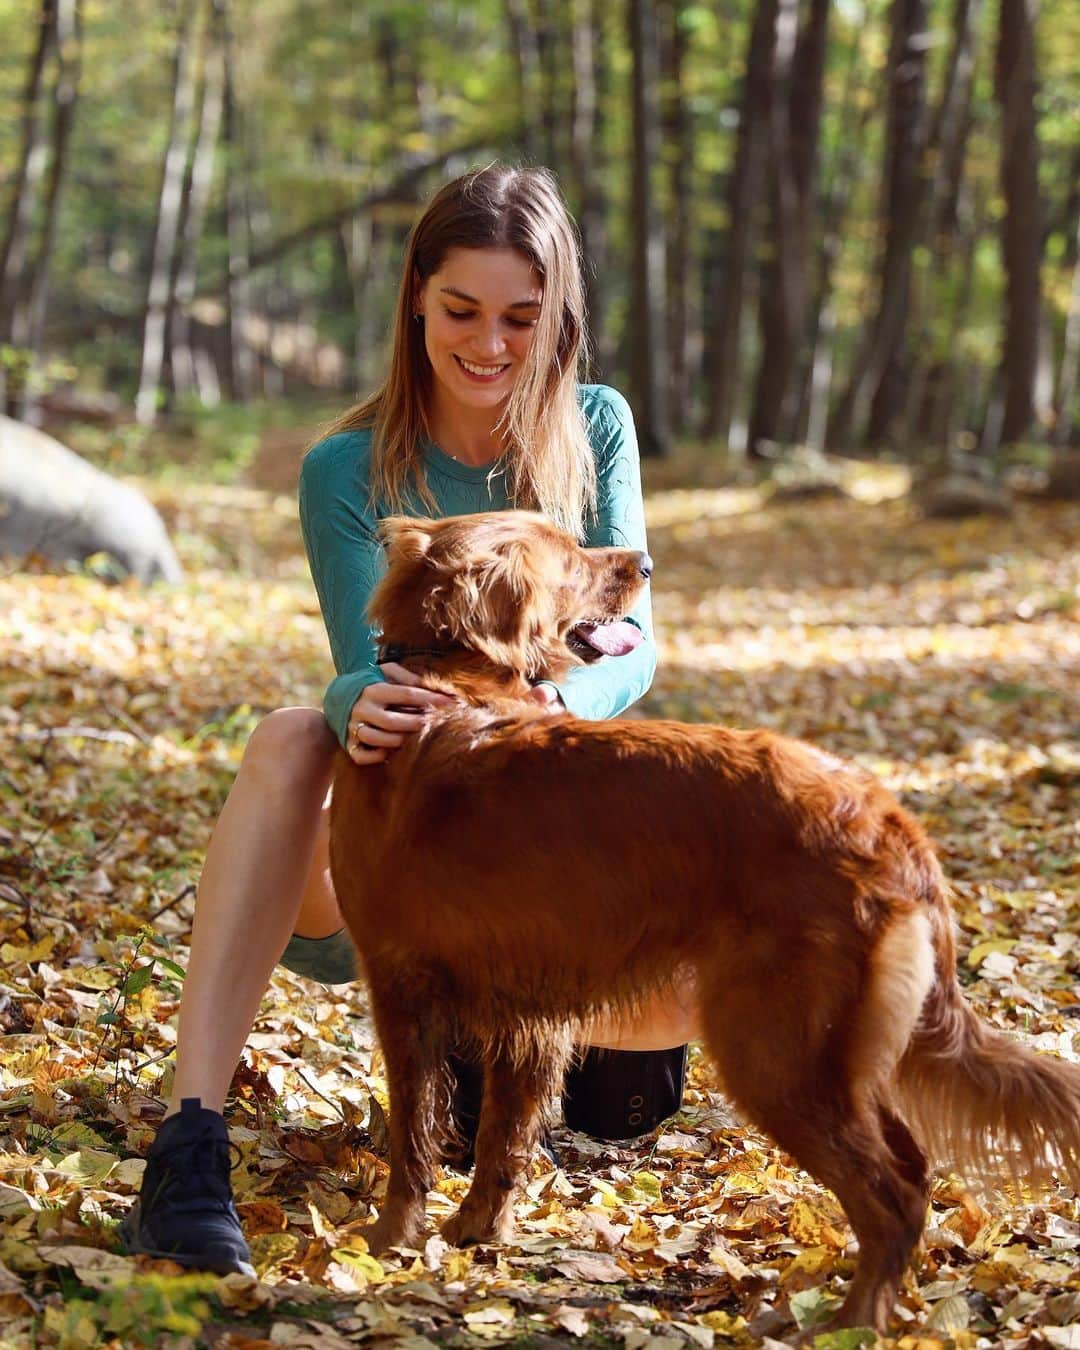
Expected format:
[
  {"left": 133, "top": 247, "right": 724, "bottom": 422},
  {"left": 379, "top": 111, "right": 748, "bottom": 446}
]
[{"left": 242, "top": 707, "right": 338, "bottom": 787}]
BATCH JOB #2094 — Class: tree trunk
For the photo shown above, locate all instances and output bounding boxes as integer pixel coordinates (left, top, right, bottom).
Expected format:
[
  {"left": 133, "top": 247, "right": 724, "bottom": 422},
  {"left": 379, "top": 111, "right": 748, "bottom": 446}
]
[
  {"left": 996, "top": 0, "right": 1043, "bottom": 444},
  {"left": 1052, "top": 211, "right": 1080, "bottom": 447},
  {"left": 627, "top": 0, "right": 669, "bottom": 456},
  {"left": 700, "top": 0, "right": 779, "bottom": 444},
  {"left": 220, "top": 0, "right": 253, "bottom": 401},
  {"left": 0, "top": 0, "right": 55, "bottom": 346},
  {"left": 567, "top": 0, "right": 607, "bottom": 376},
  {"left": 801, "top": 0, "right": 875, "bottom": 452},
  {"left": 830, "top": 0, "right": 930, "bottom": 449},
  {"left": 902, "top": 0, "right": 982, "bottom": 448},
  {"left": 532, "top": 0, "right": 562, "bottom": 166},
  {"left": 135, "top": 0, "right": 198, "bottom": 425},
  {"left": 589, "top": 0, "right": 615, "bottom": 373},
  {"left": 10, "top": 0, "right": 82, "bottom": 422},
  {"left": 170, "top": 0, "right": 225, "bottom": 403},
  {"left": 504, "top": 0, "right": 542, "bottom": 159},
  {"left": 747, "top": 0, "right": 830, "bottom": 454},
  {"left": 661, "top": 0, "right": 694, "bottom": 432}
]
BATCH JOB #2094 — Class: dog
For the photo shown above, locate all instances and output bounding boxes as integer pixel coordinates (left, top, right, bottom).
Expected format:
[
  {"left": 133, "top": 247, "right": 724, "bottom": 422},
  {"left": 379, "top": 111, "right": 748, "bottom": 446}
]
[{"left": 328, "top": 509, "right": 1080, "bottom": 1334}]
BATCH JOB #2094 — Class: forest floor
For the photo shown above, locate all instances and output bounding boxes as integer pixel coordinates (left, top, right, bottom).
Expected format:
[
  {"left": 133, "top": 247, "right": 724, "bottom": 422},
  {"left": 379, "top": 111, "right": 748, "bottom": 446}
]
[{"left": 1, "top": 446, "right": 1078, "bottom": 1348}]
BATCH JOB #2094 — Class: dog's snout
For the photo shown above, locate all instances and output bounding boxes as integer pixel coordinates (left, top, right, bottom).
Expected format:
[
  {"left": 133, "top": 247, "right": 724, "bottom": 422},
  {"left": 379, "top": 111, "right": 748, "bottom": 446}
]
[{"left": 636, "top": 551, "right": 654, "bottom": 581}]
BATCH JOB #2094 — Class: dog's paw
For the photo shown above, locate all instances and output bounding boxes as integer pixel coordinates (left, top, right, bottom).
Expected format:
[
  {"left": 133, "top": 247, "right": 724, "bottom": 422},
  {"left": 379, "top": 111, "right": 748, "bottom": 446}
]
[
  {"left": 441, "top": 1206, "right": 509, "bottom": 1248},
  {"left": 355, "top": 1216, "right": 416, "bottom": 1256}
]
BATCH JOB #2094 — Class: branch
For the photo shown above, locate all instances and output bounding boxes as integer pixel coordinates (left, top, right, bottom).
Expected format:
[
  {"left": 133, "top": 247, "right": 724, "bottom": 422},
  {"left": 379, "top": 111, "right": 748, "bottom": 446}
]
[{"left": 52, "top": 138, "right": 496, "bottom": 341}]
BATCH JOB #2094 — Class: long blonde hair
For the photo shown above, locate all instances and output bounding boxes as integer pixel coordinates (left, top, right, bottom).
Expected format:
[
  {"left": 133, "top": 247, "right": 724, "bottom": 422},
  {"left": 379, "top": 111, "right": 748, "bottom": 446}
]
[{"left": 317, "top": 164, "right": 597, "bottom": 537}]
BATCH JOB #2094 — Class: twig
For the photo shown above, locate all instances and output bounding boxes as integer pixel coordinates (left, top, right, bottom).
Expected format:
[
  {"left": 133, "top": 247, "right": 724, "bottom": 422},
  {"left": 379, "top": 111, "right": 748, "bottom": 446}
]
[
  {"left": 103, "top": 700, "right": 154, "bottom": 746},
  {"left": 294, "top": 1067, "right": 346, "bottom": 1121},
  {"left": 147, "top": 882, "right": 196, "bottom": 924},
  {"left": 88, "top": 810, "right": 131, "bottom": 862},
  {"left": 131, "top": 1047, "right": 175, "bottom": 1075},
  {"left": 18, "top": 726, "right": 140, "bottom": 746}
]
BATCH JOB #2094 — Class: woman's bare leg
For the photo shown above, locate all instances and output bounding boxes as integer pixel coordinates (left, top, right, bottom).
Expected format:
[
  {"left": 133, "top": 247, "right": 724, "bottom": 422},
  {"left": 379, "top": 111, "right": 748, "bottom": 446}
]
[
  {"left": 167, "top": 707, "right": 340, "bottom": 1116},
  {"left": 582, "top": 977, "right": 702, "bottom": 1052}
]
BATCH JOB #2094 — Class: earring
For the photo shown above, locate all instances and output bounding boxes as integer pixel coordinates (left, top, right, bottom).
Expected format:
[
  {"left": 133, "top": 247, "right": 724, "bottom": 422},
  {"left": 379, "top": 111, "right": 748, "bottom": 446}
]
[{"left": 413, "top": 312, "right": 424, "bottom": 323}]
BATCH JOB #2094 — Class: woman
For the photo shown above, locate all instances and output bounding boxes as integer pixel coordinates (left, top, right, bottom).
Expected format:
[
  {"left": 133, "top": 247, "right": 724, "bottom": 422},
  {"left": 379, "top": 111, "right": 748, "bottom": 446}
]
[{"left": 122, "top": 165, "right": 698, "bottom": 1277}]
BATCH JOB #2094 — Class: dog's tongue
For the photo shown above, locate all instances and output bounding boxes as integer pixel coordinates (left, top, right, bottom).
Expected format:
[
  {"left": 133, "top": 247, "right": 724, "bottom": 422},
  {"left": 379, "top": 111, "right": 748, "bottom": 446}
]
[{"left": 575, "top": 620, "right": 643, "bottom": 657}]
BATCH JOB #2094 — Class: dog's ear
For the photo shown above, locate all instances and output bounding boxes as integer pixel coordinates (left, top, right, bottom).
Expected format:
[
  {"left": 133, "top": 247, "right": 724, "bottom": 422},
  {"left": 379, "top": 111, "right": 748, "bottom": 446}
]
[
  {"left": 378, "top": 516, "right": 434, "bottom": 562},
  {"left": 433, "top": 542, "right": 563, "bottom": 679}
]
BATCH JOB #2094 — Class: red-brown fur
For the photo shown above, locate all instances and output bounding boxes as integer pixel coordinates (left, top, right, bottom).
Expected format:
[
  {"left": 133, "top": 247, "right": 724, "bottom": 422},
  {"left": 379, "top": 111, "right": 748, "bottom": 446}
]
[{"left": 329, "top": 510, "right": 1080, "bottom": 1334}]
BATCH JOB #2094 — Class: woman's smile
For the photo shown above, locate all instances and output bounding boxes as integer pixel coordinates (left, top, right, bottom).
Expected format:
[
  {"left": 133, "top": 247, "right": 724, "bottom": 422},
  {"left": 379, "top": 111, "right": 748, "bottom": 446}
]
[{"left": 454, "top": 354, "right": 512, "bottom": 382}]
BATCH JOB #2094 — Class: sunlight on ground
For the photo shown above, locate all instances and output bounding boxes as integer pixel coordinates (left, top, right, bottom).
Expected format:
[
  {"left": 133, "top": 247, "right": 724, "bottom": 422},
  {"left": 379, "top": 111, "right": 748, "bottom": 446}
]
[{"left": 0, "top": 473, "right": 1077, "bottom": 1347}]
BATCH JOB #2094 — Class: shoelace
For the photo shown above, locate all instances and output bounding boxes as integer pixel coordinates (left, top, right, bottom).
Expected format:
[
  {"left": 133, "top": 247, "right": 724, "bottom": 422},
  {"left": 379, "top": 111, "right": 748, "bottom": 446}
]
[{"left": 150, "top": 1127, "right": 241, "bottom": 1215}]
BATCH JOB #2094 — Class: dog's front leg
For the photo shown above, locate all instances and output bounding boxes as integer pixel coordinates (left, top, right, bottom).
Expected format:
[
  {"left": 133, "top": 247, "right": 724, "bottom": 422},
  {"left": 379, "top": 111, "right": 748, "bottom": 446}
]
[
  {"left": 442, "top": 1036, "right": 567, "bottom": 1248},
  {"left": 359, "top": 971, "right": 447, "bottom": 1255}
]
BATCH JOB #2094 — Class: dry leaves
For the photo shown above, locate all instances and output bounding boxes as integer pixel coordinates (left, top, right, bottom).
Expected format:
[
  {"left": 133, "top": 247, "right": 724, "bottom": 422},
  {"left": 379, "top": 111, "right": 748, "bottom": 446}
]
[{"left": 0, "top": 468, "right": 1077, "bottom": 1346}]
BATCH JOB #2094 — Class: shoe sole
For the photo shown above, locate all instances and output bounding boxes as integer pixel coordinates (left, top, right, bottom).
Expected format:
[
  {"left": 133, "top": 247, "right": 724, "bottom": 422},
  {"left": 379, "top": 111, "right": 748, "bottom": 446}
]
[{"left": 119, "top": 1212, "right": 256, "bottom": 1279}]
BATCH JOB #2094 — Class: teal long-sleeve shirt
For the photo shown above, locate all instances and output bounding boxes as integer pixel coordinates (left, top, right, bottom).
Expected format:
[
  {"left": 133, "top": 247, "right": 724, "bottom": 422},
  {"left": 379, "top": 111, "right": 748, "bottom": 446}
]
[{"left": 298, "top": 384, "right": 656, "bottom": 748}]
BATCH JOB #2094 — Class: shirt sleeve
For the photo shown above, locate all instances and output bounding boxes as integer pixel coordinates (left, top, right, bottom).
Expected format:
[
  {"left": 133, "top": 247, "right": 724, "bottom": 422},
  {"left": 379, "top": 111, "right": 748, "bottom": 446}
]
[
  {"left": 550, "top": 389, "right": 657, "bottom": 720},
  {"left": 298, "top": 435, "right": 387, "bottom": 748}
]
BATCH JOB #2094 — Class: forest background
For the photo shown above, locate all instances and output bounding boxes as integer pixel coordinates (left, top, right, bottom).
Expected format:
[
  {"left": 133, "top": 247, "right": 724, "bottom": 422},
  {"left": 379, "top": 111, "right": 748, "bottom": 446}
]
[
  {"left": 1, "top": 0, "right": 1077, "bottom": 462},
  {"left": 1, "top": 2, "right": 1079, "bottom": 1348}
]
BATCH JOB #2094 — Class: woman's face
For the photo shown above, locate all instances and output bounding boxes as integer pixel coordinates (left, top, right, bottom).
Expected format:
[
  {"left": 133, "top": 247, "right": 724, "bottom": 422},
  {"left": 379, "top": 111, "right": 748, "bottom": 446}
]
[{"left": 415, "top": 247, "right": 542, "bottom": 419}]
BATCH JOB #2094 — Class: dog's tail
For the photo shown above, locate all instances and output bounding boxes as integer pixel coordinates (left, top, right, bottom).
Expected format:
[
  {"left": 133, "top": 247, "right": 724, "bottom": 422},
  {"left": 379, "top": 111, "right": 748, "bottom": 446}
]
[{"left": 897, "top": 907, "right": 1080, "bottom": 1191}]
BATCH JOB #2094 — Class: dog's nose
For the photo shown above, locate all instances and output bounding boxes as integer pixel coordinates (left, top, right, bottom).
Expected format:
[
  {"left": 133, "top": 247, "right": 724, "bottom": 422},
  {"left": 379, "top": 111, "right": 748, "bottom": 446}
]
[{"left": 636, "top": 552, "right": 654, "bottom": 580}]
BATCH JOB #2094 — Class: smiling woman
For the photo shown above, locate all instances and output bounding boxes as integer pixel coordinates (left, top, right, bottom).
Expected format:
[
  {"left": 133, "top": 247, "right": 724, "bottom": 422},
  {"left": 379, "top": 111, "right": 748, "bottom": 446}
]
[
  {"left": 121, "top": 164, "right": 686, "bottom": 1281},
  {"left": 415, "top": 248, "right": 543, "bottom": 459}
]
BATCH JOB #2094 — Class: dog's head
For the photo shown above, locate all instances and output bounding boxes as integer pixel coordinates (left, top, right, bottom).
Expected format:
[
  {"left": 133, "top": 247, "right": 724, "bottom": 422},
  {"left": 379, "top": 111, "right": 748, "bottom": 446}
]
[{"left": 370, "top": 511, "right": 652, "bottom": 683}]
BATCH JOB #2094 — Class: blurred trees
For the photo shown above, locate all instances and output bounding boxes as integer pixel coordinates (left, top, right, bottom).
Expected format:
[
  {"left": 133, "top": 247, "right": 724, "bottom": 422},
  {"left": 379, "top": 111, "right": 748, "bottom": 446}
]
[{"left": 0, "top": 0, "right": 1075, "bottom": 455}]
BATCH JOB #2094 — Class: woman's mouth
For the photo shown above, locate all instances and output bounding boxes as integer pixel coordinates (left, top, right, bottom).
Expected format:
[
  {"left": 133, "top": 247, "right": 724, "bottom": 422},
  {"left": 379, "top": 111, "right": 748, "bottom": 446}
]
[{"left": 454, "top": 354, "right": 511, "bottom": 383}]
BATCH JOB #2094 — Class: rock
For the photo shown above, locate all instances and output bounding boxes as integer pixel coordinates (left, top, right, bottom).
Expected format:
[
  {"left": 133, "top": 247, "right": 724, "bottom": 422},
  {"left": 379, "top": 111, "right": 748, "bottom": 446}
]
[
  {"left": 920, "top": 470, "right": 1013, "bottom": 519},
  {"left": 1047, "top": 450, "right": 1080, "bottom": 500},
  {"left": 766, "top": 445, "right": 849, "bottom": 502},
  {"left": 0, "top": 416, "right": 183, "bottom": 583}
]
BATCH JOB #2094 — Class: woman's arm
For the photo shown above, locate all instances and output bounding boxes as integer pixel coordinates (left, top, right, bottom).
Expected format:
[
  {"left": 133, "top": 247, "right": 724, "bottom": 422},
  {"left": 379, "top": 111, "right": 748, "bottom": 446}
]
[
  {"left": 542, "top": 389, "right": 657, "bottom": 719},
  {"left": 298, "top": 434, "right": 387, "bottom": 747}
]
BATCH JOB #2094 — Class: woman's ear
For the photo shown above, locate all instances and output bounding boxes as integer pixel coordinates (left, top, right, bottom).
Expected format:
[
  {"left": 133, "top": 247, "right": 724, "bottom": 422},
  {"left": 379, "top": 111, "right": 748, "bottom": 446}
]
[{"left": 411, "top": 268, "right": 425, "bottom": 320}]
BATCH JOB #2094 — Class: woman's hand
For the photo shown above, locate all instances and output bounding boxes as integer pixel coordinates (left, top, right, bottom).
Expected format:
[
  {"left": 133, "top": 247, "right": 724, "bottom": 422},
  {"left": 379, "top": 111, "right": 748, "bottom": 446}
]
[
  {"left": 525, "top": 683, "right": 564, "bottom": 712},
  {"left": 346, "top": 662, "right": 457, "bottom": 764}
]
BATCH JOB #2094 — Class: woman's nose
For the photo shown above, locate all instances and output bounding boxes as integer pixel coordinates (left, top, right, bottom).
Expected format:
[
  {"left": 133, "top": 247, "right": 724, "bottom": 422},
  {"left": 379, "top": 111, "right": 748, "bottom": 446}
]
[{"left": 470, "top": 322, "right": 506, "bottom": 356}]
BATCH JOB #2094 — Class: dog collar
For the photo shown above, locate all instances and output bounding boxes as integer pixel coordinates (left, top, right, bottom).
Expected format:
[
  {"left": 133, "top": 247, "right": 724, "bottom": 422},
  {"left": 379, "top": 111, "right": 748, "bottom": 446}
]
[{"left": 378, "top": 642, "right": 463, "bottom": 664}]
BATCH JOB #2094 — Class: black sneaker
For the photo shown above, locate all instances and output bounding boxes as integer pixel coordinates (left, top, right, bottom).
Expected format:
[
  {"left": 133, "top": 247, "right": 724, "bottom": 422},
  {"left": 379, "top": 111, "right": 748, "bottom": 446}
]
[{"left": 119, "top": 1097, "right": 255, "bottom": 1277}]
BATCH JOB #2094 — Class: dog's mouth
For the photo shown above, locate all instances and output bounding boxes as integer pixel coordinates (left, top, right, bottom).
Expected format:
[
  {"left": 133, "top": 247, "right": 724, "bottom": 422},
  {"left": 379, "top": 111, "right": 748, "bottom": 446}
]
[{"left": 567, "top": 617, "right": 643, "bottom": 661}]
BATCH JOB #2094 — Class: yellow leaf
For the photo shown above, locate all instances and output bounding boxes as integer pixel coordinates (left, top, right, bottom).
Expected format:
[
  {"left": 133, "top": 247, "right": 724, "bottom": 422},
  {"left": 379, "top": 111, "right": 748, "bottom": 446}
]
[
  {"left": 779, "top": 1246, "right": 835, "bottom": 1280},
  {"left": 44, "top": 1302, "right": 99, "bottom": 1348},
  {"left": 588, "top": 1177, "right": 620, "bottom": 1208},
  {"left": 706, "top": 1245, "right": 752, "bottom": 1282},
  {"left": 788, "top": 1197, "right": 848, "bottom": 1250},
  {"left": 444, "top": 1248, "right": 474, "bottom": 1280},
  {"left": 53, "top": 1149, "right": 118, "bottom": 1185},
  {"left": 623, "top": 1216, "right": 660, "bottom": 1252},
  {"left": 631, "top": 1170, "right": 663, "bottom": 1200},
  {"left": 966, "top": 938, "right": 1017, "bottom": 968},
  {"left": 331, "top": 1246, "right": 385, "bottom": 1285},
  {"left": 925, "top": 1294, "right": 970, "bottom": 1332},
  {"left": 0, "top": 935, "right": 55, "bottom": 965},
  {"left": 250, "top": 1231, "right": 299, "bottom": 1277},
  {"left": 463, "top": 1298, "right": 515, "bottom": 1325},
  {"left": 697, "top": 1309, "right": 749, "bottom": 1337},
  {"left": 41, "top": 1245, "right": 130, "bottom": 1289},
  {"left": 109, "top": 1158, "right": 146, "bottom": 1191},
  {"left": 69, "top": 966, "right": 117, "bottom": 991}
]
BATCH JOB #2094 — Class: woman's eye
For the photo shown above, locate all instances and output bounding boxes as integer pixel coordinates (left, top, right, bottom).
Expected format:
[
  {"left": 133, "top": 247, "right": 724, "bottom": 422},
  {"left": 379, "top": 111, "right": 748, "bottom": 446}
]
[
  {"left": 444, "top": 309, "right": 473, "bottom": 321},
  {"left": 506, "top": 317, "right": 537, "bottom": 329}
]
